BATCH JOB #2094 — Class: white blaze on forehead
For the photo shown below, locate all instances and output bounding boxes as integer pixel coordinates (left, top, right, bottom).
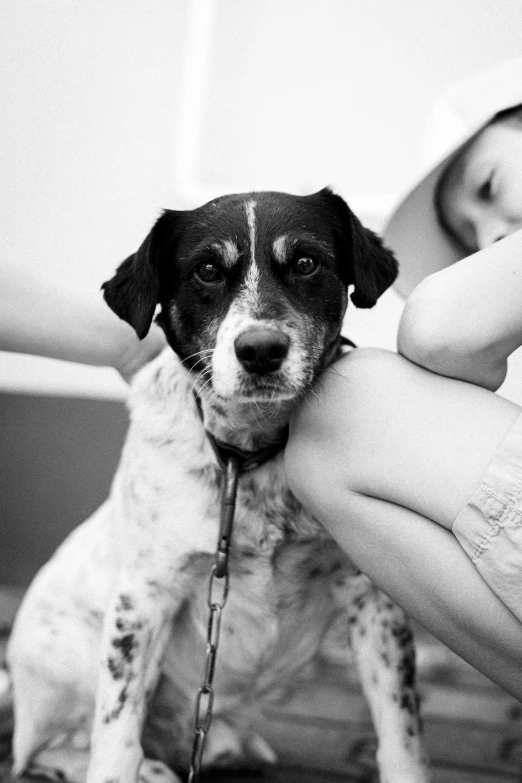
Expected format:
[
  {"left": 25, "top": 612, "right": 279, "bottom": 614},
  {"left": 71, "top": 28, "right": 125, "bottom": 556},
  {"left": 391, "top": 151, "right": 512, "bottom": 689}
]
[
  {"left": 243, "top": 200, "right": 260, "bottom": 305},
  {"left": 273, "top": 234, "right": 290, "bottom": 264},
  {"left": 245, "top": 200, "right": 257, "bottom": 263}
]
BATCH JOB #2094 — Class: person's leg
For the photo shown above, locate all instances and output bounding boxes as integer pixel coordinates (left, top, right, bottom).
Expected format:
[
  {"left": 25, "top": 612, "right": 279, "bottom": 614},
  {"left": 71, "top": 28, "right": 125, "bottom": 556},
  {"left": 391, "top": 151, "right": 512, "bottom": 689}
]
[{"left": 285, "top": 348, "right": 522, "bottom": 699}]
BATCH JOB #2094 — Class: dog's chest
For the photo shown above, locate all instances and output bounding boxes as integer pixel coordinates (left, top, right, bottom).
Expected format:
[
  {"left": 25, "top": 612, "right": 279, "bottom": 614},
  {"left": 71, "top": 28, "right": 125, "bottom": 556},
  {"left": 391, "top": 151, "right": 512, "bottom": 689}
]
[
  {"left": 127, "top": 354, "right": 352, "bottom": 696},
  {"left": 162, "top": 470, "right": 350, "bottom": 701},
  {"left": 124, "top": 352, "right": 330, "bottom": 557}
]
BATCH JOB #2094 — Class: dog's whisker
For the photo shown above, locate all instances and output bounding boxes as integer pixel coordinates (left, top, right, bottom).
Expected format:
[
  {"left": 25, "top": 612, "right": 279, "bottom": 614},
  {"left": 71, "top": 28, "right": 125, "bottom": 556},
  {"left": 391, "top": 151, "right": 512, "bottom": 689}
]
[
  {"left": 200, "top": 375, "right": 215, "bottom": 393},
  {"left": 191, "top": 371, "right": 211, "bottom": 394},
  {"left": 183, "top": 349, "right": 214, "bottom": 364},
  {"left": 190, "top": 365, "right": 213, "bottom": 392},
  {"left": 265, "top": 397, "right": 282, "bottom": 422},
  {"left": 249, "top": 402, "right": 263, "bottom": 428},
  {"left": 323, "top": 364, "right": 352, "bottom": 386},
  {"left": 193, "top": 375, "right": 213, "bottom": 399}
]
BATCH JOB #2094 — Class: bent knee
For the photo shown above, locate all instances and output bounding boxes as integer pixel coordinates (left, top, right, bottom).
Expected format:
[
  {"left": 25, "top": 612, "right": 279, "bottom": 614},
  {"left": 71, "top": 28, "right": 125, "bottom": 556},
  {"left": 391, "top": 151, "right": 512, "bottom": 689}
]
[
  {"left": 290, "top": 347, "right": 409, "bottom": 445},
  {"left": 286, "top": 348, "right": 409, "bottom": 503}
]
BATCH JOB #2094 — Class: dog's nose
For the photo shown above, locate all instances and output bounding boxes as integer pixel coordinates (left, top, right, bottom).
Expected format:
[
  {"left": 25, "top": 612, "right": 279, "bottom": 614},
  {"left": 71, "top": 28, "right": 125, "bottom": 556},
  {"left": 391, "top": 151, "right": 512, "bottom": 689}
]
[{"left": 234, "top": 329, "right": 290, "bottom": 375}]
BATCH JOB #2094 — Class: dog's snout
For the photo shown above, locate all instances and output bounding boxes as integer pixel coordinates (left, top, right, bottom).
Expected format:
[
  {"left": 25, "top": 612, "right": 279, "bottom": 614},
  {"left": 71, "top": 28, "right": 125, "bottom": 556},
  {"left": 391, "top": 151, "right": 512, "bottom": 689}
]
[{"left": 234, "top": 328, "right": 290, "bottom": 375}]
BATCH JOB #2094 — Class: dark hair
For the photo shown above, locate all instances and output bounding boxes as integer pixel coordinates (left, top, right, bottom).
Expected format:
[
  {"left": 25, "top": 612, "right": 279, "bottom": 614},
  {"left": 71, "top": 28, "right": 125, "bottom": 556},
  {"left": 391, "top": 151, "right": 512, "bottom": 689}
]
[{"left": 434, "top": 102, "right": 522, "bottom": 248}]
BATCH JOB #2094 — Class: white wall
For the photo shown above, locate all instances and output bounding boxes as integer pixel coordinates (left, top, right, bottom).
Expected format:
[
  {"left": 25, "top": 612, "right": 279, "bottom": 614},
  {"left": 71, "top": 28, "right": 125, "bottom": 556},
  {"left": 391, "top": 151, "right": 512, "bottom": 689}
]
[
  {"left": 197, "top": 0, "right": 522, "bottom": 199},
  {"left": 2, "top": 0, "right": 522, "bottom": 396}
]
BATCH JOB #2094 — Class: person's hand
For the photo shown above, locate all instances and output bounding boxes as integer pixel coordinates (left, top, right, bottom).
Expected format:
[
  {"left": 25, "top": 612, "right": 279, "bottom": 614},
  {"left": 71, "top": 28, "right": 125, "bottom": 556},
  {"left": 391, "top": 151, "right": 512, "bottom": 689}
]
[{"left": 113, "top": 324, "right": 166, "bottom": 384}]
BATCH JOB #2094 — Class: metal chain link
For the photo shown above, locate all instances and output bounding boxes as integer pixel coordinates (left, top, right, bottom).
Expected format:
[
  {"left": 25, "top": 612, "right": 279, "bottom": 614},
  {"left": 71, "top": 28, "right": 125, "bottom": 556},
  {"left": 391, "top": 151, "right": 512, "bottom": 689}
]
[{"left": 187, "top": 456, "right": 240, "bottom": 783}]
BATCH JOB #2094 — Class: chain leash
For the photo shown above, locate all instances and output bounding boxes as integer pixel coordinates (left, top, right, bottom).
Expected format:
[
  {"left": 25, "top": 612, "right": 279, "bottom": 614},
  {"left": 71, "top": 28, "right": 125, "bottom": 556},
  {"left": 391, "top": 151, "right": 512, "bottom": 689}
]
[
  {"left": 185, "top": 340, "right": 353, "bottom": 782},
  {"left": 187, "top": 455, "right": 240, "bottom": 783}
]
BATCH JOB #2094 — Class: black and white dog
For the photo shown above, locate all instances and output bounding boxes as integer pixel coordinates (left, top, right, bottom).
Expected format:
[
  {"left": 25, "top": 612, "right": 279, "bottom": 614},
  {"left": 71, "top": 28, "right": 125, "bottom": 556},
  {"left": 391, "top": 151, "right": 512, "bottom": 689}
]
[{"left": 8, "top": 189, "right": 430, "bottom": 783}]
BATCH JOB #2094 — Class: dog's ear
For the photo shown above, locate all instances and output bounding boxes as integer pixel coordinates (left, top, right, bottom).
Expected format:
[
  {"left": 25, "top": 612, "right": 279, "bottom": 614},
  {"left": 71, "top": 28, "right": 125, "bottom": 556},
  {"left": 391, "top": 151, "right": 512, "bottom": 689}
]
[
  {"left": 317, "top": 188, "right": 399, "bottom": 308},
  {"left": 102, "top": 211, "right": 176, "bottom": 339},
  {"left": 348, "top": 210, "right": 399, "bottom": 308}
]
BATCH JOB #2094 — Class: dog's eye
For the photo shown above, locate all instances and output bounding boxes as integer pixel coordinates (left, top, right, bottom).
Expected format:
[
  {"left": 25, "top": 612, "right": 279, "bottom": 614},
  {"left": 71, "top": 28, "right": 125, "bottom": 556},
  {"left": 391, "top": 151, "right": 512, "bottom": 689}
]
[
  {"left": 292, "top": 256, "right": 318, "bottom": 276},
  {"left": 195, "top": 262, "right": 224, "bottom": 283}
]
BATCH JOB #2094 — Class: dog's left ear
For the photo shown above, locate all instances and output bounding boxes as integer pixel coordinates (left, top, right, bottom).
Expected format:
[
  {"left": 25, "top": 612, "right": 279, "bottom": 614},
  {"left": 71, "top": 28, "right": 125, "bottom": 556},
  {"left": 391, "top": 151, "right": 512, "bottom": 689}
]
[
  {"left": 318, "top": 189, "right": 399, "bottom": 308},
  {"left": 348, "top": 210, "right": 399, "bottom": 308},
  {"left": 102, "top": 211, "right": 176, "bottom": 339}
]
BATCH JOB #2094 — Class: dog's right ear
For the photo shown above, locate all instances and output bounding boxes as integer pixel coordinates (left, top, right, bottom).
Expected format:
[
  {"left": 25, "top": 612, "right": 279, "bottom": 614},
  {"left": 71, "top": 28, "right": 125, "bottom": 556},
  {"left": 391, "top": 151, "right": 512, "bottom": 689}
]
[
  {"left": 102, "top": 211, "right": 176, "bottom": 339},
  {"left": 312, "top": 188, "right": 398, "bottom": 308}
]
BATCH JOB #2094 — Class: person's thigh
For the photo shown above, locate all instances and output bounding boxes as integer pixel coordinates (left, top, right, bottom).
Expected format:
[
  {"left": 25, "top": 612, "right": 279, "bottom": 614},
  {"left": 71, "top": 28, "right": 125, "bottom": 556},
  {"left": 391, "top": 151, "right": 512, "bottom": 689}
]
[{"left": 287, "top": 348, "right": 521, "bottom": 531}]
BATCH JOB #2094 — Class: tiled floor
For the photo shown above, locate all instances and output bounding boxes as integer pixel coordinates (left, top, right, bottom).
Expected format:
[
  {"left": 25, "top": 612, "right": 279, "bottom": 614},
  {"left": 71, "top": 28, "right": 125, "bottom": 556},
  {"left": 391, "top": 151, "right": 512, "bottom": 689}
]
[{"left": 2, "top": 588, "right": 522, "bottom": 783}]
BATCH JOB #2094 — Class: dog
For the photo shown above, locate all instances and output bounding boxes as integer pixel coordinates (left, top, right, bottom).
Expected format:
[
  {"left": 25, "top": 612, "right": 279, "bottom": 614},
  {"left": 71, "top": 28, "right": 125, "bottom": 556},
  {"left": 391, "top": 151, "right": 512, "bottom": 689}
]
[{"left": 7, "top": 188, "right": 430, "bottom": 783}]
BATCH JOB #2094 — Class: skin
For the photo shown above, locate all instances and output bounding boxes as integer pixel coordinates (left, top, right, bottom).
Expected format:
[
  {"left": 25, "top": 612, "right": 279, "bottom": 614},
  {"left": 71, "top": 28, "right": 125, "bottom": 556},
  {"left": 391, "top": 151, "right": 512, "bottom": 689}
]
[
  {"left": 286, "top": 348, "right": 522, "bottom": 700},
  {"left": 438, "top": 120, "right": 522, "bottom": 253},
  {"left": 399, "top": 230, "right": 522, "bottom": 390},
  {"left": 286, "top": 122, "right": 522, "bottom": 700},
  {"left": 0, "top": 264, "right": 165, "bottom": 382}
]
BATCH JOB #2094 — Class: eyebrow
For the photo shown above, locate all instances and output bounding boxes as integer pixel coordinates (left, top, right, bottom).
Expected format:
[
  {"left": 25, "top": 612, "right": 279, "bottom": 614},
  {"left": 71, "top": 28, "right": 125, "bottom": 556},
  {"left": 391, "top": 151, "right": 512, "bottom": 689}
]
[
  {"left": 212, "top": 240, "right": 241, "bottom": 267},
  {"left": 272, "top": 234, "right": 291, "bottom": 263},
  {"left": 272, "top": 232, "right": 332, "bottom": 263}
]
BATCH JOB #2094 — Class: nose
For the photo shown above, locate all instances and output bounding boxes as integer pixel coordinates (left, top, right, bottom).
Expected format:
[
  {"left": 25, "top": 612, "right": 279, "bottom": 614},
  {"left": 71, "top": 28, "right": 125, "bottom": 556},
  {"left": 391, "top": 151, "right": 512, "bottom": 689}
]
[
  {"left": 234, "top": 328, "right": 290, "bottom": 375},
  {"left": 475, "top": 218, "right": 508, "bottom": 250}
]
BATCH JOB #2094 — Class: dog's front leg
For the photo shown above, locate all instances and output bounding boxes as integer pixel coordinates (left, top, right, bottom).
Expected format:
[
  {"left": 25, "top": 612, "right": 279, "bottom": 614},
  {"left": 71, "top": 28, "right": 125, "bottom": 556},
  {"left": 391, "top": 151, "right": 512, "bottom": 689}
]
[
  {"left": 86, "top": 571, "right": 184, "bottom": 783},
  {"left": 334, "top": 574, "right": 430, "bottom": 783}
]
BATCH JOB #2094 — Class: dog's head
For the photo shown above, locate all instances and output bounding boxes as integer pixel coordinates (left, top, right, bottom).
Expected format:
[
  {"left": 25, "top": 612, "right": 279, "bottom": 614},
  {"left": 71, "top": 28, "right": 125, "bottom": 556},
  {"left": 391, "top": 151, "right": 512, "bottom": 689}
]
[{"left": 103, "top": 189, "right": 397, "bottom": 403}]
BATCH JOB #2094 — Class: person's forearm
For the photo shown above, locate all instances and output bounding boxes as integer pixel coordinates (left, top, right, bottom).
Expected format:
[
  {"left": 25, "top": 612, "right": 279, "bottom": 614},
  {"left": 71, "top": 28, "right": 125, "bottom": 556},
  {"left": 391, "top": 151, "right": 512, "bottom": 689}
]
[
  {"left": 398, "top": 230, "right": 522, "bottom": 390},
  {"left": 1, "top": 265, "right": 165, "bottom": 381},
  {"left": 2, "top": 272, "right": 123, "bottom": 365}
]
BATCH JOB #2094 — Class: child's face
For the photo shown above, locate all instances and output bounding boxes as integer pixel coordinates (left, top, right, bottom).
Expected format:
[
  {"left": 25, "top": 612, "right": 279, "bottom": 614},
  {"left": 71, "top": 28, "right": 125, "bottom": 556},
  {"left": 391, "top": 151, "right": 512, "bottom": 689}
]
[{"left": 438, "top": 121, "right": 522, "bottom": 253}]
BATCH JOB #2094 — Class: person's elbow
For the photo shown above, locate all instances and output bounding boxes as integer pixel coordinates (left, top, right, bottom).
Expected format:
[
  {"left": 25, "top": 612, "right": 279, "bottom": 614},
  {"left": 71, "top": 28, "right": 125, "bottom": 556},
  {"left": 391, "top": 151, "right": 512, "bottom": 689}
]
[
  {"left": 398, "top": 277, "right": 507, "bottom": 391},
  {"left": 398, "top": 276, "right": 458, "bottom": 369}
]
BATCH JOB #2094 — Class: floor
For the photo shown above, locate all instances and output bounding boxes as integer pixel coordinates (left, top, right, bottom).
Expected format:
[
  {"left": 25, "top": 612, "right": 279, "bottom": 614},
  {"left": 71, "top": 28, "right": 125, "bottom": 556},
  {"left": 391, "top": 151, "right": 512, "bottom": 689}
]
[{"left": 1, "top": 588, "right": 522, "bottom": 783}]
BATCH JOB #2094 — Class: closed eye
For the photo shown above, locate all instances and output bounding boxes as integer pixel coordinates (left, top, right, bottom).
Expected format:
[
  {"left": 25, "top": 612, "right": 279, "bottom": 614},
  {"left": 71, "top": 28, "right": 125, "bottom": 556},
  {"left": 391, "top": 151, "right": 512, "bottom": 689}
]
[{"left": 477, "top": 174, "right": 494, "bottom": 202}]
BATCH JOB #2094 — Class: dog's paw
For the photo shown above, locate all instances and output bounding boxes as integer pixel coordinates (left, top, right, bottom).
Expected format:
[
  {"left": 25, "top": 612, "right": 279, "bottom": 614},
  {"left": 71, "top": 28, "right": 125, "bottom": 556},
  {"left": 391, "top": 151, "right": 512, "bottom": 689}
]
[
  {"left": 21, "top": 732, "right": 91, "bottom": 783},
  {"left": 24, "top": 763, "right": 75, "bottom": 783},
  {"left": 244, "top": 733, "right": 277, "bottom": 765},
  {"left": 204, "top": 720, "right": 277, "bottom": 770},
  {"left": 203, "top": 719, "right": 242, "bottom": 767},
  {"left": 139, "top": 759, "right": 182, "bottom": 783}
]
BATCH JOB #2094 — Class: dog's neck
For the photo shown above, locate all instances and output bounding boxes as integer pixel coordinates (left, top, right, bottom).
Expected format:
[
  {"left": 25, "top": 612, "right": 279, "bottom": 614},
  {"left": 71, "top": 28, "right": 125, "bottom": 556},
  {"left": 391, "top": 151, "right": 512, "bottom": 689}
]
[{"left": 195, "top": 390, "right": 294, "bottom": 453}]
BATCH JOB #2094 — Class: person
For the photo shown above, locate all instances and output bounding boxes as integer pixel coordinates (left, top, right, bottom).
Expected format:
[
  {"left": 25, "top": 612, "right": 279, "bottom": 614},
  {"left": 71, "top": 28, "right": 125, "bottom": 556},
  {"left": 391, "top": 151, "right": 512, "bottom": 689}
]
[
  {"left": 285, "top": 57, "right": 522, "bottom": 702},
  {"left": 0, "top": 263, "right": 165, "bottom": 383}
]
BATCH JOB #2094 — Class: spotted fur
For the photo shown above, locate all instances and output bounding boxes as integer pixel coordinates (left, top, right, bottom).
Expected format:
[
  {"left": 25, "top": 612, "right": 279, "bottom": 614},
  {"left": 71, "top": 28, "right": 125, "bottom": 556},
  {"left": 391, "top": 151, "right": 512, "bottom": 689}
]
[{"left": 7, "top": 189, "right": 429, "bottom": 783}]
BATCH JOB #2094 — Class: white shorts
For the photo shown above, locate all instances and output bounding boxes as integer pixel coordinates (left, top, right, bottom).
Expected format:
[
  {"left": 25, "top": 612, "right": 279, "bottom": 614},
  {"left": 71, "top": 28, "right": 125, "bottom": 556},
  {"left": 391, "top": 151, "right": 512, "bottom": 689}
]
[{"left": 453, "top": 412, "right": 522, "bottom": 622}]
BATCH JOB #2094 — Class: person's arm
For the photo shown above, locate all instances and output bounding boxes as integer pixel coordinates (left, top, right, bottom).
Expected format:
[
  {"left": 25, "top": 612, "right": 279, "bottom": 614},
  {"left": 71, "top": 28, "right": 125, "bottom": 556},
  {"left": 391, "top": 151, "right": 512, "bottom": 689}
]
[
  {"left": 398, "top": 229, "right": 522, "bottom": 391},
  {"left": 0, "top": 265, "right": 165, "bottom": 382}
]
